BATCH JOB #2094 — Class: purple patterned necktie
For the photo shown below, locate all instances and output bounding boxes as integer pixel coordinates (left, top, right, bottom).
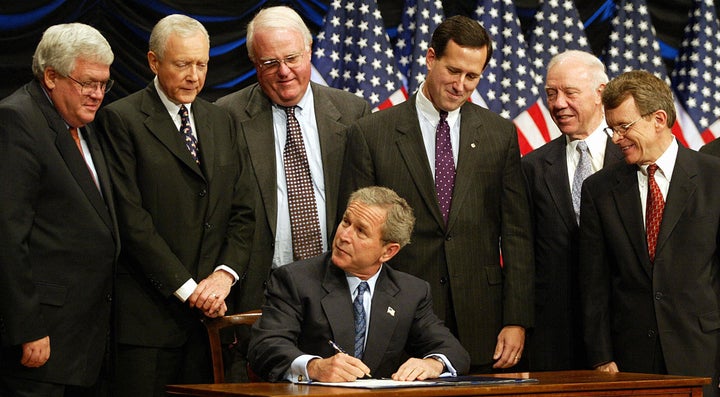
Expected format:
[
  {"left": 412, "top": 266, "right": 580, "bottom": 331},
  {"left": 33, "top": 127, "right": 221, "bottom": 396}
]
[
  {"left": 282, "top": 106, "right": 323, "bottom": 261},
  {"left": 435, "top": 111, "right": 455, "bottom": 224},
  {"left": 179, "top": 105, "right": 199, "bottom": 164}
]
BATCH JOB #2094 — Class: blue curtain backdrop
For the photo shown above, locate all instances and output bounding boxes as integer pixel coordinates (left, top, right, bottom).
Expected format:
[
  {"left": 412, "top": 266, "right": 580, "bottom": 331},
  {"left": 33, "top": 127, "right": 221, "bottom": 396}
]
[{"left": 0, "top": 0, "right": 697, "bottom": 103}]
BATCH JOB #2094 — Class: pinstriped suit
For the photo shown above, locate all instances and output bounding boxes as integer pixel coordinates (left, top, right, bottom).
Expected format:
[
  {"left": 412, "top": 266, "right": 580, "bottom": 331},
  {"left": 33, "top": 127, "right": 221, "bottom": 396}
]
[
  {"left": 521, "top": 134, "right": 622, "bottom": 370},
  {"left": 339, "top": 95, "right": 534, "bottom": 367},
  {"left": 215, "top": 82, "right": 370, "bottom": 313}
]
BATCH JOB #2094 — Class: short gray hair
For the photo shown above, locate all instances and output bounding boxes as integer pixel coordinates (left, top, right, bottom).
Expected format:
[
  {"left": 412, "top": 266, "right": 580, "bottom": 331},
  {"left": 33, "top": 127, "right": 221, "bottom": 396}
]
[
  {"left": 348, "top": 187, "right": 415, "bottom": 248},
  {"left": 547, "top": 50, "right": 608, "bottom": 89},
  {"left": 246, "top": 6, "right": 312, "bottom": 62},
  {"left": 32, "top": 23, "right": 113, "bottom": 80},
  {"left": 149, "top": 14, "right": 209, "bottom": 60}
]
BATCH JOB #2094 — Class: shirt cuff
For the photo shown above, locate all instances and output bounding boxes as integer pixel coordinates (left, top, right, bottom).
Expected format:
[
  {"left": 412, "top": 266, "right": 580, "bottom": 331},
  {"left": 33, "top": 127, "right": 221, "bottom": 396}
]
[
  {"left": 214, "top": 264, "right": 239, "bottom": 285},
  {"left": 285, "top": 354, "right": 320, "bottom": 383},
  {"left": 425, "top": 354, "right": 457, "bottom": 377},
  {"left": 173, "top": 278, "right": 197, "bottom": 302}
]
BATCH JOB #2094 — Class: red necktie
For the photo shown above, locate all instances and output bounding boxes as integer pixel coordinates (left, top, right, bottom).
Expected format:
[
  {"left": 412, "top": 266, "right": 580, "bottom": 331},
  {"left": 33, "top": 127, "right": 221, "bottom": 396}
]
[{"left": 646, "top": 164, "right": 665, "bottom": 263}]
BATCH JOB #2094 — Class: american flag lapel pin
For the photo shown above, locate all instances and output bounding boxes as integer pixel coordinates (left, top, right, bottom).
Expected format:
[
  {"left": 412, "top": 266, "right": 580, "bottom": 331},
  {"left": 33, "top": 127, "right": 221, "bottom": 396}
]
[{"left": 387, "top": 306, "right": 395, "bottom": 316}]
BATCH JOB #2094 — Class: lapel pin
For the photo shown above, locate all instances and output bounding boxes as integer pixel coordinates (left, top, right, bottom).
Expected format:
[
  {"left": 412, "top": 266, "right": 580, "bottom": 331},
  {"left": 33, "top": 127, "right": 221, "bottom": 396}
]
[
  {"left": 471, "top": 142, "right": 477, "bottom": 148},
  {"left": 387, "top": 306, "right": 395, "bottom": 316}
]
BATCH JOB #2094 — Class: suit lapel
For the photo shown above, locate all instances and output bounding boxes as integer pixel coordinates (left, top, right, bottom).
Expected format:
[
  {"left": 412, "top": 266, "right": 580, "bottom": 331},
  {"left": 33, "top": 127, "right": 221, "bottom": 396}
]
[
  {"left": 141, "top": 84, "right": 204, "bottom": 180},
  {"left": 28, "top": 81, "right": 113, "bottom": 230},
  {"left": 362, "top": 268, "right": 399, "bottom": 372},
  {"left": 543, "top": 137, "right": 576, "bottom": 231},
  {"left": 312, "top": 84, "right": 346, "bottom": 233},
  {"left": 194, "top": 100, "right": 215, "bottom": 182},
  {"left": 611, "top": 164, "right": 653, "bottom": 277},
  {"left": 242, "top": 86, "right": 279, "bottom": 238},
  {"left": 655, "top": 147, "right": 696, "bottom": 259},
  {"left": 321, "top": 262, "right": 356, "bottom": 355},
  {"left": 395, "top": 98, "right": 446, "bottom": 228}
]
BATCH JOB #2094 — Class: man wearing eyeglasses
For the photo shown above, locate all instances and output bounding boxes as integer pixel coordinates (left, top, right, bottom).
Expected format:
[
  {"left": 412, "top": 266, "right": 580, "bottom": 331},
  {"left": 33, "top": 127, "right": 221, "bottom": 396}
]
[
  {"left": 578, "top": 70, "right": 720, "bottom": 397},
  {"left": 95, "top": 15, "right": 255, "bottom": 396},
  {"left": 0, "top": 23, "right": 119, "bottom": 396},
  {"left": 215, "top": 6, "right": 370, "bottom": 380},
  {"left": 521, "top": 50, "right": 623, "bottom": 371}
]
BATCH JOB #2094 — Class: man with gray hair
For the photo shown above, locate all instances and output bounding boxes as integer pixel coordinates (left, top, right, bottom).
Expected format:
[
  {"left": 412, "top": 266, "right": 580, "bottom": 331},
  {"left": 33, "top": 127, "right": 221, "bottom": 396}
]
[
  {"left": 0, "top": 23, "right": 118, "bottom": 396},
  {"left": 248, "top": 186, "right": 470, "bottom": 382},
  {"left": 96, "top": 14, "right": 255, "bottom": 396},
  {"left": 521, "top": 50, "right": 622, "bottom": 371}
]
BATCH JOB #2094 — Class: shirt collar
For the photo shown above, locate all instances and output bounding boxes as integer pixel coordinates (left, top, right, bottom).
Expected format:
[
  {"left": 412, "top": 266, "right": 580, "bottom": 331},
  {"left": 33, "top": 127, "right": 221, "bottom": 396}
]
[
  {"left": 416, "top": 82, "right": 460, "bottom": 128},
  {"left": 153, "top": 76, "right": 190, "bottom": 115}
]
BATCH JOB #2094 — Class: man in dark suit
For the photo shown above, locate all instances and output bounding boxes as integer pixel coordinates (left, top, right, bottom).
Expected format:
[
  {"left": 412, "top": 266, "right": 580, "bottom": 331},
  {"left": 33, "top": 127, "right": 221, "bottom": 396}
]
[
  {"left": 249, "top": 186, "right": 470, "bottom": 382},
  {"left": 579, "top": 70, "right": 720, "bottom": 397},
  {"left": 522, "top": 50, "right": 622, "bottom": 371},
  {"left": 339, "top": 16, "right": 533, "bottom": 372},
  {"left": 96, "top": 15, "right": 255, "bottom": 396},
  {"left": 216, "top": 6, "right": 371, "bottom": 314},
  {"left": 0, "top": 23, "right": 119, "bottom": 396}
]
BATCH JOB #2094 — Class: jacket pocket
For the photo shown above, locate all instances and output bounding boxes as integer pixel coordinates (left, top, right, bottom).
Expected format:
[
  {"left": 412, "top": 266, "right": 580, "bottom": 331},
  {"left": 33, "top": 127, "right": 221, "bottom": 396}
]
[
  {"left": 698, "top": 310, "right": 720, "bottom": 332},
  {"left": 35, "top": 282, "right": 67, "bottom": 307}
]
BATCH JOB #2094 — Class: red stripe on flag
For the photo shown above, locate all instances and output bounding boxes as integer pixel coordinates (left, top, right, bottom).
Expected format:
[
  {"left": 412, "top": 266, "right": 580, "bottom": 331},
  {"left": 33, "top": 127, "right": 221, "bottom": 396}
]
[{"left": 527, "top": 102, "right": 552, "bottom": 143}]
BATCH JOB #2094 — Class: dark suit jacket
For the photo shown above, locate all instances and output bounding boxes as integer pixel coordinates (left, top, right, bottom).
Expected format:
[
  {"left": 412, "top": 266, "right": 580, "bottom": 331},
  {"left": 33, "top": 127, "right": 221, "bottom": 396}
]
[
  {"left": 215, "top": 82, "right": 370, "bottom": 312},
  {"left": 521, "top": 134, "right": 622, "bottom": 370},
  {"left": 339, "top": 95, "right": 534, "bottom": 366},
  {"left": 579, "top": 145, "right": 720, "bottom": 396},
  {"left": 96, "top": 83, "right": 255, "bottom": 347},
  {"left": 248, "top": 253, "right": 470, "bottom": 381},
  {"left": 700, "top": 137, "right": 720, "bottom": 157},
  {"left": 0, "top": 80, "right": 119, "bottom": 386}
]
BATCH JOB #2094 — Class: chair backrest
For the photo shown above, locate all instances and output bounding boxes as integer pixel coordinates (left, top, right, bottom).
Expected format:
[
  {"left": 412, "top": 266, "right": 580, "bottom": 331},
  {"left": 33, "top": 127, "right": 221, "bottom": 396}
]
[{"left": 202, "top": 309, "right": 262, "bottom": 383}]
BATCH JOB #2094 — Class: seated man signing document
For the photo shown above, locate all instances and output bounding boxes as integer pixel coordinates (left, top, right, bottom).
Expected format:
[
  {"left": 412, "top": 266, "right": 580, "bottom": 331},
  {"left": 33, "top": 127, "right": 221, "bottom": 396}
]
[{"left": 248, "top": 186, "right": 470, "bottom": 382}]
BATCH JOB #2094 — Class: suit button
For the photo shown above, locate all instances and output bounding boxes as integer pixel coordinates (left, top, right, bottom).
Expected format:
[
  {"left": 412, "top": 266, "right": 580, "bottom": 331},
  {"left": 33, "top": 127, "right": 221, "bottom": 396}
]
[
  {"left": 647, "top": 329, "right": 656, "bottom": 338},
  {"left": 106, "top": 294, "right": 112, "bottom": 302},
  {"left": 440, "top": 277, "right": 448, "bottom": 285},
  {"left": 655, "top": 292, "right": 663, "bottom": 300},
  {"left": 445, "top": 235, "right": 453, "bottom": 241},
  {"left": 199, "top": 189, "right": 207, "bottom": 197},
  {"left": 204, "top": 222, "right": 213, "bottom": 229}
]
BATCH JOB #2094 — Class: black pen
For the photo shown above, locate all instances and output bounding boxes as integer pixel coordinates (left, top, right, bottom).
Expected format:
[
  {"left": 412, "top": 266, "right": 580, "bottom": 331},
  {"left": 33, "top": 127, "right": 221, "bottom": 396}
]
[{"left": 328, "top": 340, "right": 372, "bottom": 379}]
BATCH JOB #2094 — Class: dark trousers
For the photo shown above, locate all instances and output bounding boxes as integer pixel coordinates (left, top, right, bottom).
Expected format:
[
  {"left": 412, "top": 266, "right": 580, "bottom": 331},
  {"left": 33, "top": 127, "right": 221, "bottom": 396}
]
[
  {"left": 113, "top": 323, "right": 211, "bottom": 397},
  {"left": 0, "top": 374, "right": 106, "bottom": 397}
]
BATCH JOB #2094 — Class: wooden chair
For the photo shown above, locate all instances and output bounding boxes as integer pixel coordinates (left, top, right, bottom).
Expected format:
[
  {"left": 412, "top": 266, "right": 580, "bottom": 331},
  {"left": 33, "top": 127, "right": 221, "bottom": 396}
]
[{"left": 202, "top": 309, "right": 262, "bottom": 383}]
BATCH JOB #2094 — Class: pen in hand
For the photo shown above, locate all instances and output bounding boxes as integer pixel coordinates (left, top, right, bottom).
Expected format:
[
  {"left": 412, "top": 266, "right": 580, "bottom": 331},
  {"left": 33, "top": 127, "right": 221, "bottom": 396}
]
[{"left": 328, "top": 340, "right": 372, "bottom": 379}]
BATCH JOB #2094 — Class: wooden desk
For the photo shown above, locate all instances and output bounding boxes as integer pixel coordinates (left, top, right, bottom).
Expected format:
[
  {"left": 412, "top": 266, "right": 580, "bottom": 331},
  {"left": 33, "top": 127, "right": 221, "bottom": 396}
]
[{"left": 166, "top": 370, "right": 710, "bottom": 396}]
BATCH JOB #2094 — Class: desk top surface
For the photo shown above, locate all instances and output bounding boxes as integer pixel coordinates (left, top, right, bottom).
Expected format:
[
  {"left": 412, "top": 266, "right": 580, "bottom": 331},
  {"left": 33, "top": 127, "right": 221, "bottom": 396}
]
[{"left": 166, "top": 370, "right": 711, "bottom": 397}]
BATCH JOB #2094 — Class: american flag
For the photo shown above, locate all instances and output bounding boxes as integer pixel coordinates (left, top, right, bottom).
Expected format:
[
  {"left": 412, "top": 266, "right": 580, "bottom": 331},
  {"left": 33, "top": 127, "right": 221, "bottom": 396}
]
[
  {"left": 311, "top": 0, "right": 408, "bottom": 111},
  {"left": 473, "top": 0, "right": 558, "bottom": 155},
  {"left": 526, "top": 0, "right": 592, "bottom": 148},
  {"left": 670, "top": 0, "right": 720, "bottom": 149},
  {"left": 602, "top": 0, "right": 690, "bottom": 147},
  {"left": 395, "top": 0, "right": 444, "bottom": 95}
]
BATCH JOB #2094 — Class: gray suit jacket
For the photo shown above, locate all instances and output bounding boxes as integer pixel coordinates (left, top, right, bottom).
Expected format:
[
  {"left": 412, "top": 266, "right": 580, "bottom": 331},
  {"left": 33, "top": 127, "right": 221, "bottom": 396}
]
[
  {"left": 248, "top": 253, "right": 470, "bottom": 381},
  {"left": 521, "top": 134, "right": 622, "bottom": 370},
  {"left": 579, "top": 145, "right": 720, "bottom": 396},
  {"left": 215, "top": 82, "right": 370, "bottom": 312},
  {"left": 339, "top": 95, "right": 534, "bottom": 366},
  {"left": 0, "top": 80, "right": 119, "bottom": 386},
  {"left": 96, "top": 83, "right": 255, "bottom": 347}
]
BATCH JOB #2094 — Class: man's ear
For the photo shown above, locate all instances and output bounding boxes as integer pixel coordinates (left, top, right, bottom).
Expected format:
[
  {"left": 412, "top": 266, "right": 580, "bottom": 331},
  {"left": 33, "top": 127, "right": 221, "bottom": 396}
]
[
  {"left": 44, "top": 67, "right": 58, "bottom": 90},
  {"left": 379, "top": 243, "right": 401, "bottom": 263}
]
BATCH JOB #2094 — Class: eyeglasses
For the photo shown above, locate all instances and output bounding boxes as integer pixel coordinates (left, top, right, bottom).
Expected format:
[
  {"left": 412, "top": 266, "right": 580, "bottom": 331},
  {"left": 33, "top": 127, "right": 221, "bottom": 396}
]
[
  {"left": 257, "top": 52, "right": 305, "bottom": 74},
  {"left": 66, "top": 75, "right": 114, "bottom": 95},
  {"left": 603, "top": 112, "right": 654, "bottom": 139}
]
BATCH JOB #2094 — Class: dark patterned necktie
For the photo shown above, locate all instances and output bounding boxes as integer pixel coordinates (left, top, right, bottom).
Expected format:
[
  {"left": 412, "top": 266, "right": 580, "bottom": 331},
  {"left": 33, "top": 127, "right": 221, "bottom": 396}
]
[
  {"left": 435, "top": 111, "right": 455, "bottom": 224},
  {"left": 646, "top": 164, "right": 665, "bottom": 263},
  {"left": 572, "top": 140, "right": 592, "bottom": 224},
  {"left": 179, "top": 105, "right": 199, "bottom": 164},
  {"left": 353, "top": 281, "right": 369, "bottom": 359},
  {"left": 282, "top": 106, "right": 323, "bottom": 261}
]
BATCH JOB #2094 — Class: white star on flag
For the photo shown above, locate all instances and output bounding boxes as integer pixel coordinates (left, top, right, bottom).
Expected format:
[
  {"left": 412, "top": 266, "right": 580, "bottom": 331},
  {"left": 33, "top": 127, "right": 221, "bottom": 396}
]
[{"left": 395, "top": 0, "right": 444, "bottom": 95}]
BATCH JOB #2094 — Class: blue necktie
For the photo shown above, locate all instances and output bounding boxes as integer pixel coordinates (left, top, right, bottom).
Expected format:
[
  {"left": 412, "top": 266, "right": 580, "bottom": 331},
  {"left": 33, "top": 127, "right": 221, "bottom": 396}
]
[{"left": 353, "top": 281, "right": 369, "bottom": 359}]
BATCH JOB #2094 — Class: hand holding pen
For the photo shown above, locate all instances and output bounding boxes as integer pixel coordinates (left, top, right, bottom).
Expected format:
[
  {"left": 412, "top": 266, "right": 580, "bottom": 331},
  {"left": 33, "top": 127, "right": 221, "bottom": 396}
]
[{"left": 303, "top": 340, "right": 372, "bottom": 381}]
